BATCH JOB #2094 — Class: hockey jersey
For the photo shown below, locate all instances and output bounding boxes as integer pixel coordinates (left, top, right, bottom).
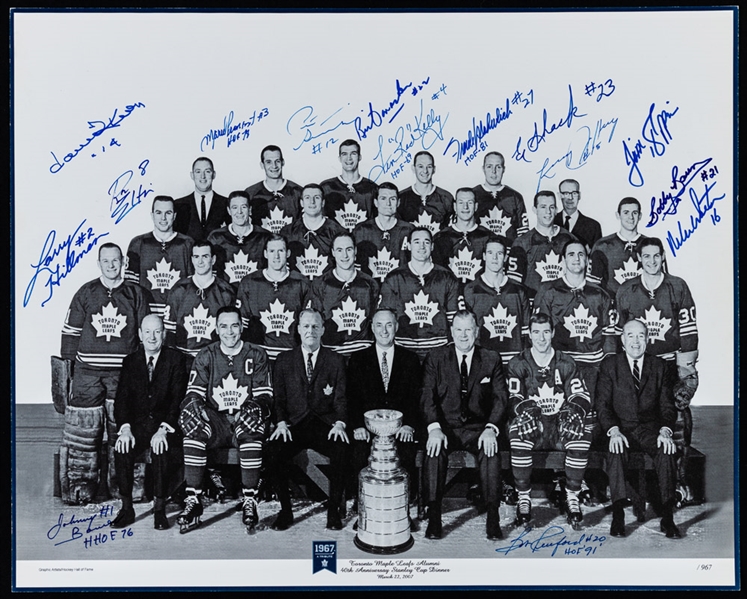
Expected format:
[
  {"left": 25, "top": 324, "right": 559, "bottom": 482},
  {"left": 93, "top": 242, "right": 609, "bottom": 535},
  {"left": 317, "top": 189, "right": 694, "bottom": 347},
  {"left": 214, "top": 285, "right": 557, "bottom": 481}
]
[
  {"left": 506, "top": 349, "right": 590, "bottom": 417},
  {"left": 165, "top": 276, "right": 237, "bottom": 358},
  {"left": 615, "top": 273, "right": 698, "bottom": 360},
  {"left": 507, "top": 227, "right": 578, "bottom": 297},
  {"left": 244, "top": 179, "right": 302, "bottom": 234},
  {"left": 280, "top": 217, "right": 346, "bottom": 281},
  {"left": 472, "top": 184, "right": 529, "bottom": 242},
  {"left": 398, "top": 186, "right": 454, "bottom": 234},
  {"left": 432, "top": 224, "right": 492, "bottom": 284},
  {"left": 588, "top": 233, "right": 643, "bottom": 296},
  {"left": 184, "top": 341, "right": 273, "bottom": 415},
  {"left": 61, "top": 278, "right": 153, "bottom": 370},
  {"left": 321, "top": 175, "right": 377, "bottom": 231},
  {"left": 207, "top": 224, "right": 273, "bottom": 287},
  {"left": 353, "top": 217, "right": 413, "bottom": 282}
]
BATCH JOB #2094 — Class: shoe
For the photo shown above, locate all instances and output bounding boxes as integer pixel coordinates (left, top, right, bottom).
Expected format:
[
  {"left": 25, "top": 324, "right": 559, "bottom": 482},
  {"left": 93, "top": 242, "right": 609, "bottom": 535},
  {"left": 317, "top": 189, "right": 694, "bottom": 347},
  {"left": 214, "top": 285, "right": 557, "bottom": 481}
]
[
  {"left": 176, "top": 491, "right": 204, "bottom": 534},
  {"left": 661, "top": 518, "right": 682, "bottom": 539},
  {"left": 271, "top": 510, "right": 294, "bottom": 531},
  {"left": 425, "top": 516, "right": 442, "bottom": 539},
  {"left": 610, "top": 511, "right": 626, "bottom": 537},
  {"left": 502, "top": 481, "right": 519, "bottom": 506},
  {"left": 110, "top": 506, "right": 135, "bottom": 529},
  {"left": 514, "top": 496, "right": 532, "bottom": 526},
  {"left": 633, "top": 502, "right": 647, "bottom": 523},
  {"left": 242, "top": 492, "right": 259, "bottom": 532},
  {"left": 208, "top": 469, "right": 227, "bottom": 503},
  {"left": 486, "top": 504, "right": 503, "bottom": 540},
  {"left": 326, "top": 508, "right": 343, "bottom": 531},
  {"left": 352, "top": 519, "right": 359, "bottom": 531},
  {"left": 153, "top": 510, "right": 169, "bottom": 530},
  {"left": 564, "top": 490, "right": 583, "bottom": 530}
]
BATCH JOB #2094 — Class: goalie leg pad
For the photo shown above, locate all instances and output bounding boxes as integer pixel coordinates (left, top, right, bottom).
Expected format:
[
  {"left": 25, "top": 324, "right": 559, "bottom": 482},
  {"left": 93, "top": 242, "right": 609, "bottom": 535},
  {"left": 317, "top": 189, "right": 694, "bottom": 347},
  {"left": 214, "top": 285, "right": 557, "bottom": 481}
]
[{"left": 60, "top": 405, "right": 105, "bottom": 505}]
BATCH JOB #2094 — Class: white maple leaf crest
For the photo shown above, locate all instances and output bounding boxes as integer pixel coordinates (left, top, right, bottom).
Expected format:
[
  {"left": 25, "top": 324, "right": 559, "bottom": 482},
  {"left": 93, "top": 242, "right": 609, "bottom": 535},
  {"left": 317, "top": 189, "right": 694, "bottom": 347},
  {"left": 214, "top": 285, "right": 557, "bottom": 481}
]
[
  {"left": 331, "top": 296, "right": 366, "bottom": 334},
  {"left": 410, "top": 212, "right": 439, "bottom": 235},
  {"left": 404, "top": 289, "right": 438, "bottom": 328},
  {"left": 261, "top": 206, "right": 293, "bottom": 235},
  {"left": 449, "top": 246, "right": 482, "bottom": 283},
  {"left": 368, "top": 247, "right": 400, "bottom": 281},
  {"left": 146, "top": 258, "right": 181, "bottom": 292},
  {"left": 614, "top": 257, "right": 642, "bottom": 286},
  {"left": 535, "top": 250, "right": 564, "bottom": 282},
  {"left": 480, "top": 206, "right": 512, "bottom": 236},
  {"left": 296, "top": 245, "right": 328, "bottom": 280},
  {"left": 212, "top": 373, "right": 249, "bottom": 414},
  {"left": 225, "top": 250, "right": 258, "bottom": 284},
  {"left": 335, "top": 199, "right": 367, "bottom": 231},
  {"left": 530, "top": 381, "right": 566, "bottom": 415},
  {"left": 260, "top": 298, "right": 294, "bottom": 337},
  {"left": 642, "top": 306, "right": 672, "bottom": 343},
  {"left": 483, "top": 304, "right": 517, "bottom": 340},
  {"left": 184, "top": 303, "right": 216, "bottom": 342},
  {"left": 563, "top": 304, "right": 598, "bottom": 342},
  {"left": 323, "top": 384, "right": 334, "bottom": 396},
  {"left": 91, "top": 302, "right": 127, "bottom": 342}
]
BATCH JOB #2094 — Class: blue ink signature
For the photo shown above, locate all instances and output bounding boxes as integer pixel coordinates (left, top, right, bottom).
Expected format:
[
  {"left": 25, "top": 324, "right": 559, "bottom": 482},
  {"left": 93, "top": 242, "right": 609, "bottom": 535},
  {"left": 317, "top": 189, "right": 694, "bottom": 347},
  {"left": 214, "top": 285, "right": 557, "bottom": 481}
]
[
  {"left": 46, "top": 505, "right": 114, "bottom": 546},
  {"left": 355, "top": 78, "right": 430, "bottom": 140},
  {"left": 368, "top": 99, "right": 449, "bottom": 182},
  {"left": 23, "top": 220, "right": 109, "bottom": 308},
  {"left": 495, "top": 526, "right": 606, "bottom": 557},
  {"left": 443, "top": 99, "right": 512, "bottom": 164},
  {"left": 647, "top": 157, "right": 712, "bottom": 227},
  {"left": 512, "top": 85, "right": 587, "bottom": 164},
  {"left": 666, "top": 179, "right": 726, "bottom": 257},
  {"left": 286, "top": 105, "right": 358, "bottom": 152},
  {"left": 108, "top": 159, "right": 153, "bottom": 224},
  {"left": 535, "top": 116, "right": 618, "bottom": 192},
  {"left": 49, "top": 102, "right": 145, "bottom": 174},
  {"left": 622, "top": 101, "right": 679, "bottom": 187},
  {"left": 201, "top": 108, "right": 269, "bottom": 152}
]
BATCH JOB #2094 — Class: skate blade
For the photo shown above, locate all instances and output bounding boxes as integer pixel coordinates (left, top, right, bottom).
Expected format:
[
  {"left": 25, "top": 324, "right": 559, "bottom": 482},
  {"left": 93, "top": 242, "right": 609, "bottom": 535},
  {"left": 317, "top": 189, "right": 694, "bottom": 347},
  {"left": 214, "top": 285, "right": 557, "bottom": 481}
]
[{"left": 178, "top": 518, "right": 202, "bottom": 534}]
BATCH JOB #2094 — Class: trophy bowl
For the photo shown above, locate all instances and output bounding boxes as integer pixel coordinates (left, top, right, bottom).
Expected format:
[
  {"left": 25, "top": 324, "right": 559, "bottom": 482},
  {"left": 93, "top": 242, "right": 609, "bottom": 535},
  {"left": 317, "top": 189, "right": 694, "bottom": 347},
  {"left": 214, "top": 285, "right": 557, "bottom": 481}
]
[{"left": 363, "top": 409, "right": 402, "bottom": 437}]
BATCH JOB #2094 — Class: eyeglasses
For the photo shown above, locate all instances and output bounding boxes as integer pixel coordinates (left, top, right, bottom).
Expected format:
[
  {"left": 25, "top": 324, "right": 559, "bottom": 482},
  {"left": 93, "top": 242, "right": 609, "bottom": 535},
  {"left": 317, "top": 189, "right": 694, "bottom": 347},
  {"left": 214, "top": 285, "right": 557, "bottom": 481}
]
[{"left": 560, "top": 191, "right": 580, "bottom": 198}]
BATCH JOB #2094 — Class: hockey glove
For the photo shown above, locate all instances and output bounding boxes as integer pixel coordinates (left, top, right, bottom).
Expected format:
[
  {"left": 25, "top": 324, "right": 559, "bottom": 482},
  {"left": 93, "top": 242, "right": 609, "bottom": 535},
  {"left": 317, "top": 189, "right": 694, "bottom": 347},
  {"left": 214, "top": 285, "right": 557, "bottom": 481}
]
[
  {"left": 513, "top": 402, "right": 543, "bottom": 442},
  {"left": 558, "top": 402, "right": 586, "bottom": 443},
  {"left": 236, "top": 400, "right": 268, "bottom": 437},
  {"left": 179, "top": 398, "right": 211, "bottom": 439}
]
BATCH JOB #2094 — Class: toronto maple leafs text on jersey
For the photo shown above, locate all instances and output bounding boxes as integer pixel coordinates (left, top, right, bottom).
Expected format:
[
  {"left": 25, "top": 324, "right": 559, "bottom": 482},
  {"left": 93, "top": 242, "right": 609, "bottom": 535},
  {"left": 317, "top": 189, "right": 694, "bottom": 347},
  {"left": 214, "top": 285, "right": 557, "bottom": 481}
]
[
  {"left": 506, "top": 228, "right": 578, "bottom": 297},
  {"left": 281, "top": 218, "right": 346, "bottom": 281},
  {"left": 472, "top": 184, "right": 529, "bottom": 242},
  {"left": 321, "top": 176, "right": 377, "bottom": 232},
  {"left": 588, "top": 233, "right": 643, "bottom": 296}
]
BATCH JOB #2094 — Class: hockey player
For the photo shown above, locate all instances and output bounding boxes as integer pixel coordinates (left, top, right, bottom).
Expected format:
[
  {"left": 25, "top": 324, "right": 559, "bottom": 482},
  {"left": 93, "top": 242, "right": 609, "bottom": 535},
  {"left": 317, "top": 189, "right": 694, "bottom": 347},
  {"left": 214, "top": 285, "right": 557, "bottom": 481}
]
[
  {"left": 164, "top": 241, "right": 237, "bottom": 371},
  {"left": 281, "top": 184, "right": 346, "bottom": 281},
  {"left": 353, "top": 182, "right": 414, "bottom": 283},
  {"left": 236, "top": 235, "right": 311, "bottom": 361},
  {"left": 506, "top": 190, "right": 578, "bottom": 299},
  {"left": 463, "top": 236, "right": 531, "bottom": 364},
  {"left": 177, "top": 307, "right": 273, "bottom": 533},
  {"left": 207, "top": 191, "right": 273, "bottom": 289},
  {"left": 173, "top": 157, "right": 229, "bottom": 244},
  {"left": 553, "top": 179, "right": 602, "bottom": 251},
  {"left": 506, "top": 312, "right": 592, "bottom": 530},
  {"left": 321, "top": 139, "right": 377, "bottom": 231},
  {"left": 244, "top": 145, "right": 303, "bottom": 234},
  {"left": 471, "top": 152, "right": 529, "bottom": 243},
  {"left": 432, "top": 188, "right": 492, "bottom": 288},
  {"left": 125, "top": 196, "right": 194, "bottom": 316},
  {"left": 59, "top": 242, "right": 153, "bottom": 504},
  {"left": 588, "top": 197, "right": 644, "bottom": 296},
  {"left": 398, "top": 151, "right": 454, "bottom": 234},
  {"left": 379, "top": 228, "right": 460, "bottom": 361},
  {"left": 311, "top": 232, "right": 380, "bottom": 356}
]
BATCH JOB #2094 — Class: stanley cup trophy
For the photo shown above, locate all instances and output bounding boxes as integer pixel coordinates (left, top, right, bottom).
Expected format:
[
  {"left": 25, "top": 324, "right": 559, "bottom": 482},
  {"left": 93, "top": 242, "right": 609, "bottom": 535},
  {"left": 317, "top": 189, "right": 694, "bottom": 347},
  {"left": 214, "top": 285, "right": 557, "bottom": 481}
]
[{"left": 354, "top": 409, "right": 414, "bottom": 554}]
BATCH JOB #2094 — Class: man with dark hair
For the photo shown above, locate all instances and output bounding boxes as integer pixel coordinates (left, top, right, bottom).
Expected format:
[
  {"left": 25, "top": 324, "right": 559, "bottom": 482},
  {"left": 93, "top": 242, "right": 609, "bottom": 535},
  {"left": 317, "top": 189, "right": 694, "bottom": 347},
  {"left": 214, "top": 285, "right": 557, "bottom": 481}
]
[
  {"left": 398, "top": 151, "right": 454, "bottom": 234},
  {"left": 125, "top": 195, "right": 194, "bottom": 316},
  {"left": 553, "top": 179, "right": 602, "bottom": 251},
  {"left": 421, "top": 309, "right": 508, "bottom": 540},
  {"left": 321, "top": 139, "right": 378, "bottom": 231},
  {"left": 244, "top": 145, "right": 303, "bottom": 234},
  {"left": 174, "top": 157, "right": 229, "bottom": 243}
]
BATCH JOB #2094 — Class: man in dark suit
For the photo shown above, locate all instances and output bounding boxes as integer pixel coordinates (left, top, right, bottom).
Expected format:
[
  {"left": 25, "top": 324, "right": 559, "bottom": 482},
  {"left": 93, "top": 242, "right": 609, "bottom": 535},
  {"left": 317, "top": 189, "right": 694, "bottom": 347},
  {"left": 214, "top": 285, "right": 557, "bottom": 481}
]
[
  {"left": 268, "top": 309, "right": 350, "bottom": 531},
  {"left": 597, "top": 319, "right": 681, "bottom": 538},
  {"left": 554, "top": 179, "right": 602, "bottom": 251},
  {"left": 421, "top": 309, "right": 509, "bottom": 540},
  {"left": 347, "top": 308, "right": 422, "bottom": 502},
  {"left": 174, "top": 157, "right": 229, "bottom": 243},
  {"left": 111, "top": 314, "right": 187, "bottom": 530}
]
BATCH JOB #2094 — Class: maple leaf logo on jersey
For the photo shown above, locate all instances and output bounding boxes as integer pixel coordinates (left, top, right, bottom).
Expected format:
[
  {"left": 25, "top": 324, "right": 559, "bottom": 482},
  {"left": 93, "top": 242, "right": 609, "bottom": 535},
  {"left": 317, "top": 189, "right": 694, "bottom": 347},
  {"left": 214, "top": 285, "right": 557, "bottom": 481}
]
[
  {"left": 184, "top": 304, "right": 216, "bottom": 342},
  {"left": 261, "top": 206, "right": 293, "bottom": 235},
  {"left": 483, "top": 304, "right": 517, "bottom": 340},
  {"left": 563, "top": 304, "right": 598, "bottom": 342},
  {"left": 368, "top": 247, "right": 400, "bottom": 281},
  {"left": 331, "top": 296, "right": 366, "bottom": 334},
  {"left": 212, "top": 373, "right": 249, "bottom": 414},
  {"left": 410, "top": 212, "right": 440, "bottom": 235},
  {"left": 335, "top": 199, "right": 367, "bottom": 232},
  {"left": 146, "top": 258, "right": 181, "bottom": 292},
  {"left": 642, "top": 306, "right": 672, "bottom": 344},
  {"left": 91, "top": 302, "right": 127, "bottom": 342},
  {"left": 480, "top": 206, "right": 512, "bottom": 236},
  {"left": 535, "top": 250, "right": 564, "bottom": 282},
  {"left": 404, "top": 290, "right": 438, "bottom": 328},
  {"left": 225, "top": 250, "right": 258, "bottom": 284},
  {"left": 296, "top": 245, "right": 329, "bottom": 280},
  {"left": 260, "top": 298, "right": 294, "bottom": 337},
  {"left": 530, "top": 382, "right": 566, "bottom": 415},
  {"left": 449, "top": 246, "right": 482, "bottom": 283},
  {"left": 614, "top": 257, "right": 642, "bottom": 286}
]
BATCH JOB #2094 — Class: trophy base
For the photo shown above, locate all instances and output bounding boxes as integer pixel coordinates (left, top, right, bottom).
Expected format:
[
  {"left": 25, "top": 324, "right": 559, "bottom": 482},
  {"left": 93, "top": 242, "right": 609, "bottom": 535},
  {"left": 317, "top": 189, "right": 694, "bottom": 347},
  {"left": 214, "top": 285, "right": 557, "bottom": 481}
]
[{"left": 354, "top": 534, "right": 414, "bottom": 555}]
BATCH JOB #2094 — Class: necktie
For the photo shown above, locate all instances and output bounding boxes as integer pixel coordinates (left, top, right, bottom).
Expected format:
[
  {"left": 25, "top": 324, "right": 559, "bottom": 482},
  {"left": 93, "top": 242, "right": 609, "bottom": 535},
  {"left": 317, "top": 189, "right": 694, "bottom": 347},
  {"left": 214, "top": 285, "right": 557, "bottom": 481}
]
[
  {"left": 564, "top": 215, "right": 571, "bottom": 231},
  {"left": 200, "top": 195, "right": 207, "bottom": 226},
  {"left": 306, "top": 352, "right": 314, "bottom": 382},
  {"left": 147, "top": 356, "right": 154, "bottom": 382},
  {"left": 632, "top": 359, "right": 641, "bottom": 393},
  {"left": 381, "top": 351, "right": 390, "bottom": 393},
  {"left": 460, "top": 354, "right": 469, "bottom": 420}
]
